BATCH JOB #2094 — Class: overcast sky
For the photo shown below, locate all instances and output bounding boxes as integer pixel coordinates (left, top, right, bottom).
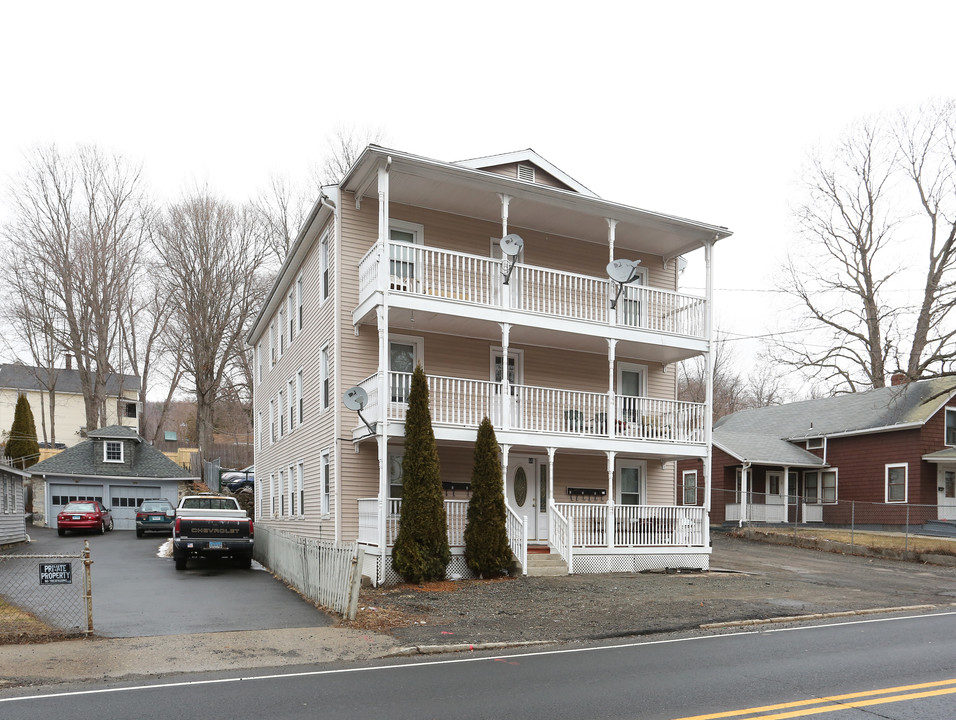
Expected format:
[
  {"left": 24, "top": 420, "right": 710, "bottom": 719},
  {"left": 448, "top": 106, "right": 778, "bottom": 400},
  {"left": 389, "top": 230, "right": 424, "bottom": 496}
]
[{"left": 2, "top": 0, "right": 955, "bottom": 380}]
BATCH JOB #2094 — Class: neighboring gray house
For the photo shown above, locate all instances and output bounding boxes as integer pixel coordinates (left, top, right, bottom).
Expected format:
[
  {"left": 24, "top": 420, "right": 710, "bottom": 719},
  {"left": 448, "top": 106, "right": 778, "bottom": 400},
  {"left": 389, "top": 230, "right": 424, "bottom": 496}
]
[
  {"left": 0, "top": 463, "right": 30, "bottom": 546},
  {"left": 29, "top": 426, "right": 198, "bottom": 530}
]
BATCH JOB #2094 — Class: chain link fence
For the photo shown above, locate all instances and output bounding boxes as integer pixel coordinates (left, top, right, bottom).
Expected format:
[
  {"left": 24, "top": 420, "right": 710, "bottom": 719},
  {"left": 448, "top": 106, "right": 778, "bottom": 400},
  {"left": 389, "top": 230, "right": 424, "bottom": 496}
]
[
  {"left": 0, "top": 541, "right": 93, "bottom": 641},
  {"left": 714, "top": 488, "right": 956, "bottom": 554}
]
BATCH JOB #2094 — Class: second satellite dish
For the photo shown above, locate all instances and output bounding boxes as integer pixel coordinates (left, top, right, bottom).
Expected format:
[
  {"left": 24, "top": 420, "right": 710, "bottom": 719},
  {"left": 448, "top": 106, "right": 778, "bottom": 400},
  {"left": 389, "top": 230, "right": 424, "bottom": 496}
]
[
  {"left": 500, "top": 234, "right": 524, "bottom": 285},
  {"left": 343, "top": 386, "right": 368, "bottom": 411},
  {"left": 607, "top": 258, "right": 642, "bottom": 309}
]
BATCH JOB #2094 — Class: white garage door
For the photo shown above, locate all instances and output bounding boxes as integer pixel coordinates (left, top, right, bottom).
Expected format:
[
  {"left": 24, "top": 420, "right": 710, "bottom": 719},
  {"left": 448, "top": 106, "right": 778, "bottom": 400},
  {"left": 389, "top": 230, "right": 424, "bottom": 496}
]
[
  {"left": 110, "top": 485, "right": 161, "bottom": 530},
  {"left": 50, "top": 484, "right": 105, "bottom": 522}
]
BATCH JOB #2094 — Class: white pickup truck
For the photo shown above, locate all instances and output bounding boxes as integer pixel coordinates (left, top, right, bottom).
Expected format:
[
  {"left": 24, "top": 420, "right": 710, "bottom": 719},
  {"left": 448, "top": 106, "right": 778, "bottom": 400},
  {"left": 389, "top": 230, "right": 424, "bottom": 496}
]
[{"left": 172, "top": 495, "right": 254, "bottom": 570}]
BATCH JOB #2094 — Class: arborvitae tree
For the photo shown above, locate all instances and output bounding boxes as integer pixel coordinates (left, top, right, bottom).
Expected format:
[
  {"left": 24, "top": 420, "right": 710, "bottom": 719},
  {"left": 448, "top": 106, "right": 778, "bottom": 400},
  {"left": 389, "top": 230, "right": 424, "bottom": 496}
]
[
  {"left": 7, "top": 394, "right": 40, "bottom": 468},
  {"left": 392, "top": 365, "right": 451, "bottom": 583},
  {"left": 464, "top": 417, "right": 512, "bottom": 577}
]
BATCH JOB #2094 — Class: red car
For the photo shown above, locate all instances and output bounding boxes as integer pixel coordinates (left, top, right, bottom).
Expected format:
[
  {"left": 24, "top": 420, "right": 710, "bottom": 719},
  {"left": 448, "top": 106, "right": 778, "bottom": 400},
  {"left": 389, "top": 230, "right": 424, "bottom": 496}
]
[{"left": 57, "top": 501, "right": 114, "bottom": 535}]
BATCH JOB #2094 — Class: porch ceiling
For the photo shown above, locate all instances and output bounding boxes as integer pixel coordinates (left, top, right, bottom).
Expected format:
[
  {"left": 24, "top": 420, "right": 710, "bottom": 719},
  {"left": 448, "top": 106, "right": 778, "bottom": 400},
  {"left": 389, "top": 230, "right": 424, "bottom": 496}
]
[{"left": 343, "top": 147, "right": 731, "bottom": 261}]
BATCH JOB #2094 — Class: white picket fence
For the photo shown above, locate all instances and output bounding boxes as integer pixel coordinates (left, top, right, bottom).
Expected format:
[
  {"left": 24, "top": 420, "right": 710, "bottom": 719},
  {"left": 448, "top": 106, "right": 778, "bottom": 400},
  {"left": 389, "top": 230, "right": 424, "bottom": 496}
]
[{"left": 254, "top": 526, "right": 364, "bottom": 618}]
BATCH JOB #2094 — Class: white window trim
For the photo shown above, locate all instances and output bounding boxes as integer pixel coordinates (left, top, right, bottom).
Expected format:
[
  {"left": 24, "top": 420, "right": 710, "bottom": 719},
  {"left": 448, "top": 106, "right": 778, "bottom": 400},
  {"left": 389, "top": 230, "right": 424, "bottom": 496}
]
[
  {"left": 946, "top": 407, "right": 956, "bottom": 446},
  {"left": 103, "top": 440, "right": 124, "bottom": 463},
  {"left": 256, "top": 342, "right": 263, "bottom": 384},
  {"left": 287, "top": 291, "right": 295, "bottom": 344},
  {"left": 277, "top": 306, "right": 284, "bottom": 358},
  {"left": 269, "top": 473, "right": 275, "bottom": 516},
  {"left": 277, "top": 390, "right": 284, "bottom": 438},
  {"left": 617, "top": 361, "right": 649, "bottom": 398},
  {"left": 296, "top": 461, "right": 305, "bottom": 518},
  {"left": 296, "top": 274, "right": 304, "bottom": 330},
  {"left": 287, "top": 463, "right": 295, "bottom": 517},
  {"left": 389, "top": 219, "right": 425, "bottom": 244},
  {"left": 321, "top": 450, "right": 331, "bottom": 517},
  {"left": 489, "top": 346, "right": 524, "bottom": 385},
  {"left": 803, "top": 470, "right": 820, "bottom": 504},
  {"left": 321, "top": 345, "right": 330, "bottom": 411},
  {"left": 820, "top": 469, "right": 838, "bottom": 504},
  {"left": 806, "top": 437, "right": 824, "bottom": 450},
  {"left": 269, "top": 322, "right": 276, "bottom": 369},
  {"left": 615, "top": 458, "right": 647, "bottom": 505},
  {"left": 885, "top": 463, "right": 908, "bottom": 503},
  {"left": 269, "top": 399, "right": 276, "bottom": 443},
  {"left": 319, "top": 232, "right": 330, "bottom": 303},
  {"left": 256, "top": 411, "right": 262, "bottom": 452},
  {"left": 767, "top": 471, "right": 782, "bottom": 497},
  {"left": 288, "top": 377, "right": 295, "bottom": 432},
  {"left": 682, "top": 470, "right": 698, "bottom": 506},
  {"left": 296, "top": 369, "right": 304, "bottom": 424}
]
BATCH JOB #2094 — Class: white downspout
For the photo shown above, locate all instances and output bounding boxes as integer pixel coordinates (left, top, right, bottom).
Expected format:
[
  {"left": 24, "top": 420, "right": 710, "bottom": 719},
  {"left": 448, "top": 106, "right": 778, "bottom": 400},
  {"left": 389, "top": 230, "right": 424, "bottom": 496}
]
[
  {"left": 703, "top": 238, "right": 715, "bottom": 547},
  {"left": 376, "top": 160, "right": 391, "bottom": 585}
]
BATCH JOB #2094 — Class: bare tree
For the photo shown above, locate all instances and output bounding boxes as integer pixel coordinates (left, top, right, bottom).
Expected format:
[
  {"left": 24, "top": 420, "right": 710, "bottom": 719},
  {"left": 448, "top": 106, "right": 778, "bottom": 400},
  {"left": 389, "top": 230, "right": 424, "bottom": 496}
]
[
  {"left": 253, "top": 174, "right": 311, "bottom": 267},
  {"left": 3, "top": 144, "right": 150, "bottom": 433},
  {"left": 151, "top": 189, "right": 269, "bottom": 460},
  {"left": 774, "top": 102, "right": 956, "bottom": 391},
  {"left": 313, "top": 124, "right": 387, "bottom": 186}
]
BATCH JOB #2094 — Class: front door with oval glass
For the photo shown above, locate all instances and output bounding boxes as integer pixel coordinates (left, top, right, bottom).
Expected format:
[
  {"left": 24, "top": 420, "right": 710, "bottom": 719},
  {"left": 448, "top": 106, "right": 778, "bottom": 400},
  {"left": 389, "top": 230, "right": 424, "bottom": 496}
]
[{"left": 506, "top": 456, "right": 548, "bottom": 541}]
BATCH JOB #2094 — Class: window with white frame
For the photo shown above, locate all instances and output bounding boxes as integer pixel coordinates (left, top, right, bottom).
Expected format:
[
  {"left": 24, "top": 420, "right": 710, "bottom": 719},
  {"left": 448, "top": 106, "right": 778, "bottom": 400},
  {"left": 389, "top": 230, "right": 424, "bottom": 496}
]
[
  {"left": 269, "top": 399, "right": 276, "bottom": 443},
  {"left": 288, "top": 377, "right": 295, "bottom": 431},
  {"left": 257, "top": 342, "right": 263, "bottom": 383},
  {"left": 682, "top": 470, "right": 698, "bottom": 505},
  {"left": 734, "top": 467, "right": 743, "bottom": 503},
  {"left": 767, "top": 472, "right": 782, "bottom": 496},
  {"left": 946, "top": 408, "right": 956, "bottom": 446},
  {"left": 321, "top": 345, "right": 330, "bottom": 410},
  {"left": 256, "top": 411, "right": 262, "bottom": 452},
  {"left": 277, "top": 390, "right": 284, "bottom": 437},
  {"left": 296, "top": 369, "right": 304, "bottom": 424},
  {"left": 296, "top": 275, "right": 304, "bottom": 332},
  {"left": 104, "top": 441, "right": 124, "bottom": 463},
  {"left": 320, "top": 233, "right": 330, "bottom": 301},
  {"left": 287, "top": 291, "right": 295, "bottom": 343},
  {"left": 278, "top": 470, "right": 285, "bottom": 515},
  {"left": 617, "top": 460, "right": 646, "bottom": 505},
  {"left": 321, "top": 451, "right": 331, "bottom": 515},
  {"left": 821, "top": 470, "right": 837, "bottom": 503},
  {"left": 269, "top": 473, "right": 275, "bottom": 516},
  {"left": 390, "top": 335, "right": 423, "bottom": 403},
  {"left": 277, "top": 306, "right": 284, "bottom": 357},
  {"left": 388, "top": 453, "right": 403, "bottom": 498},
  {"left": 297, "top": 462, "right": 304, "bottom": 516},
  {"left": 389, "top": 220, "right": 424, "bottom": 292},
  {"left": 804, "top": 471, "right": 819, "bottom": 503},
  {"left": 806, "top": 437, "right": 824, "bottom": 450},
  {"left": 886, "top": 463, "right": 907, "bottom": 503},
  {"left": 287, "top": 464, "right": 295, "bottom": 516},
  {"left": 269, "top": 322, "right": 276, "bottom": 368}
]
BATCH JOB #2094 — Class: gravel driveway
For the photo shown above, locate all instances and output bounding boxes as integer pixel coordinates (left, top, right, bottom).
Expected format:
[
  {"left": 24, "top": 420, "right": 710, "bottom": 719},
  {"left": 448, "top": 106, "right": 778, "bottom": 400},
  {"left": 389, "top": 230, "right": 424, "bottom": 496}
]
[{"left": 347, "top": 532, "right": 956, "bottom": 647}]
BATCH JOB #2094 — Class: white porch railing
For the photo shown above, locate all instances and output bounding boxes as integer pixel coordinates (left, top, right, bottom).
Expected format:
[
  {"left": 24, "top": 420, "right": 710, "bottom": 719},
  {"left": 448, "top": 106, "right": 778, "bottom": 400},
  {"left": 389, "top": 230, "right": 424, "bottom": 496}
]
[
  {"left": 360, "top": 499, "right": 704, "bottom": 553},
  {"left": 553, "top": 503, "right": 707, "bottom": 548},
  {"left": 505, "top": 503, "right": 528, "bottom": 575},
  {"left": 726, "top": 502, "right": 787, "bottom": 524},
  {"left": 358, "top": 241, "right": 707, "bottom": 339},
  {"left": 356, "top": 371, "right": 706, "bottom": 445}
]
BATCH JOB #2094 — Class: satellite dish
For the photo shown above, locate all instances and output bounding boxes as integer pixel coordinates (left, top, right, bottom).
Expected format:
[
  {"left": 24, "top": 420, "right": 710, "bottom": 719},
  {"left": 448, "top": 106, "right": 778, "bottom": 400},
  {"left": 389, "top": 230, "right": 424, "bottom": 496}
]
[
  {"left": 606, "top": 259, "right": 642, "bottom": 309},
  {"left": 499, "top": 234, "right": 525, "bottom": 257},
  {"left": 343, "top": 386, "right": 368, "bottom": 411},
  {"left": 606, "top": 258, "right": 642, "bottom": 284}
]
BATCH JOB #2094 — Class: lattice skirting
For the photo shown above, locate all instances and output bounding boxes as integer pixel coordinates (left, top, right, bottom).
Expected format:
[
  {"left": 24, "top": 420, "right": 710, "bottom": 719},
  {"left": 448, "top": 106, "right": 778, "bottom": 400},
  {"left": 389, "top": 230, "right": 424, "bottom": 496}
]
[
  {"left": 571, "top": 553, "right": 710, "bottom": 574},
  {"left": 361, "top": 548, "right": 478, "bottom": 586}
]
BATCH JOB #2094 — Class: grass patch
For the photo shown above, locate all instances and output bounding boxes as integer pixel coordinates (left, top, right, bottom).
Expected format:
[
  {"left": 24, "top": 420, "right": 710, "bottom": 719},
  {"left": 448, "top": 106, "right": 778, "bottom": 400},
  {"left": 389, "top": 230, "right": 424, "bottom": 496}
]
[
  {"left": 746, "top": 527, "right": 956, "bottom": 556},
  {"left": 0, "top": 597, "right": 64, "bottom": 644}
]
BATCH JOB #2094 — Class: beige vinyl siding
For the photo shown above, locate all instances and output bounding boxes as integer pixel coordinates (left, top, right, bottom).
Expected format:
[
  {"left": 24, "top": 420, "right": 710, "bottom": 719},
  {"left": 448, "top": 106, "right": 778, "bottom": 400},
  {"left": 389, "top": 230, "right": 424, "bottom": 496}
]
[
  {"left": 476, "top": 163, "right": 576, "bottom": 193},
  {"left": 389, "top": 203, "right": 676, "bottom": 292},
  {"left": 548, "top": 454, "right": 674, "bottom": 504}
]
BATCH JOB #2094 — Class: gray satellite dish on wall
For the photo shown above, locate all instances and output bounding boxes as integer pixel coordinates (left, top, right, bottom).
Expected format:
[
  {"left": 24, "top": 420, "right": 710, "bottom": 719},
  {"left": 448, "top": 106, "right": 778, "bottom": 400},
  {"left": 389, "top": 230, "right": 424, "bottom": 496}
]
[
  {"left": 499, "top": 233, "right": 524, "bottom": 285},
  {"left": 343, "top": 386, "right": 375, "bottom": 434},
  {"left": 607, "top": 259, "right": 642, "bottom": 309}
]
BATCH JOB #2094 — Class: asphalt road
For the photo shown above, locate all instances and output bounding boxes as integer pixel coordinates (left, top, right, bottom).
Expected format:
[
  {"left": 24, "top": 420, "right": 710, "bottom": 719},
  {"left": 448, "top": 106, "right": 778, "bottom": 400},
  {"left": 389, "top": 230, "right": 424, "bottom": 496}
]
[
  {"left": 2, "top": 610, "right": 954, "bottom": 719},
  {"left": 21, "top": 526, "right": 331, "bottom": 637}
]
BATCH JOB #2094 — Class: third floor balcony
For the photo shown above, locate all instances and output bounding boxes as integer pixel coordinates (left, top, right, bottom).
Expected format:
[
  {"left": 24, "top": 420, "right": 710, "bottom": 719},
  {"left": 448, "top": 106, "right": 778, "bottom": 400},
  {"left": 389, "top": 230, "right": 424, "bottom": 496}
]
[{"left": 357, "top": 241, "right": 707, "bottom": 343}]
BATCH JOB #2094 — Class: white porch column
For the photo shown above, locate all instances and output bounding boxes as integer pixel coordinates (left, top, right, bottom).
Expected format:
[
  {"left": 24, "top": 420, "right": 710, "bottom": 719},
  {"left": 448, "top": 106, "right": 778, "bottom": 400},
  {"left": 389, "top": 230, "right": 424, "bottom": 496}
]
[
  {"left": 740, "top": 463, "right": 750, "bottom": 526},
  {"left": 606, "top": 451, "right": 616, "bottom": 549},
  {"left": 702, "top": 238, "right": 715, "bottom": 551},
  {"left": 607, "top": 339, "right": 617, "bottom": 438},
  {"left": 499, "top": 194, "right": 511, "bottom": 310},
  {"left": 376, "top": 434, "right": 388, "bottom": 585},
  {"left": 376, "top": 161, "right": 391, "bottom": 293},
  {"left": 500, "top": 322, "right": 511, "bottom": 430},
  {"left": 783, "top": 466, "right": 790, "bottom": 524},
  {"left": 376, "top": 305, "right": 389, "bottom": 581},
  {"left": 607, "top": 219, "right": 619, "bottom": 327},
  {"left": 547, "top": 447, "right": 556, "bottom": 542},
  {"left": 500, "top": 443, "right": 511, "bottom": 510}
]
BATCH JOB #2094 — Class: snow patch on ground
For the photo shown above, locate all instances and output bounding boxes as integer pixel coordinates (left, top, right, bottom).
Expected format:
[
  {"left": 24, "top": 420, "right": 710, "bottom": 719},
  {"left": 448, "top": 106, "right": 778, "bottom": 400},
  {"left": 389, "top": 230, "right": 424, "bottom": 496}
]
[{"left": 157, "top": 539, "right": 172, "bottom": 558}]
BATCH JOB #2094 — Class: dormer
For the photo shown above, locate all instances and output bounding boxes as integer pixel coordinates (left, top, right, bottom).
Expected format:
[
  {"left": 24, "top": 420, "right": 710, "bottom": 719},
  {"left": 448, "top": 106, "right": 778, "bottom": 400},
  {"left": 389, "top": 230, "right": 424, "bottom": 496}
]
[
  {"left": 88, "top": 425, "right": 141, "bottom": 472},
  {"left": 455, "top": 149, "right": 598, "bottom": 197}
]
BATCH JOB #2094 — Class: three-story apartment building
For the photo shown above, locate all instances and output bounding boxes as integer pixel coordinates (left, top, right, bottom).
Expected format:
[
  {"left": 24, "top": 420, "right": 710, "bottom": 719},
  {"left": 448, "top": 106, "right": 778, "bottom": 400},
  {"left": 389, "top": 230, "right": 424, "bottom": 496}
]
[{"left": 249, "top": 147, "right": 731, "bottom": 585}]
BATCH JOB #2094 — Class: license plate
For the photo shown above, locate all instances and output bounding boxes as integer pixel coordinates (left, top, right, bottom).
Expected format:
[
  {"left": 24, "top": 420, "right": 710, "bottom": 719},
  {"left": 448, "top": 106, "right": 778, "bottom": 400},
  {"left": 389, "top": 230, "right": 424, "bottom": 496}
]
[
  {"left": 208, "top": 541, "right": 223, "bottom": 549},
  {"left": 149, "top": 515, "right": 164, "bottom": 522},
  {"left": 72, "top": 515, "right": 81, "bottom": 520}
]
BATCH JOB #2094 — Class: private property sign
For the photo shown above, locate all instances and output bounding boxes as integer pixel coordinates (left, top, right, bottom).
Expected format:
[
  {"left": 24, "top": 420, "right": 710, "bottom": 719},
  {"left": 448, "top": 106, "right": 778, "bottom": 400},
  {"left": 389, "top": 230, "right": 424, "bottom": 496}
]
[{"left": 39, "top": 562, "right": 72, "bottom": 585}]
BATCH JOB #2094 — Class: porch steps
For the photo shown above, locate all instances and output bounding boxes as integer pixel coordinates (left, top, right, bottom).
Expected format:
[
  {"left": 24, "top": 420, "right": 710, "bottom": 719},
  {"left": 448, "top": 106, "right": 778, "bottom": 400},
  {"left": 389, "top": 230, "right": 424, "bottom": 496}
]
[{"left": 519, "top": 548, "right": 568, "bottom": 577}]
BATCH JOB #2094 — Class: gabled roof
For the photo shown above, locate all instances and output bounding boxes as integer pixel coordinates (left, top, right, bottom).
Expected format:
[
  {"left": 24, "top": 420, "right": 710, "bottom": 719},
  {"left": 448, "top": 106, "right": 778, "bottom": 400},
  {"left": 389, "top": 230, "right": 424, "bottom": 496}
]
[
  {"left": 714, "top": 377, "right": 956, "bottom": 466},
  {"left": 454, "top": 149, "right": 598, "bottom": 197},
  {"left": 30, "top": 427, "right": 194, "bottom": 480},
  {"left": 0, "top": 364, "right": 141, "bottom": 396}
]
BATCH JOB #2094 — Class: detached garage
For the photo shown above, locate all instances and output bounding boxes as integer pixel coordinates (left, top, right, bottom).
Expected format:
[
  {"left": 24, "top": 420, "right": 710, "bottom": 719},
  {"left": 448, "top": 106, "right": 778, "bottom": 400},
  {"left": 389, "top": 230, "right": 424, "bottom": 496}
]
[{"left": 30, "top": 426, "right": 197, "bottom": 530}]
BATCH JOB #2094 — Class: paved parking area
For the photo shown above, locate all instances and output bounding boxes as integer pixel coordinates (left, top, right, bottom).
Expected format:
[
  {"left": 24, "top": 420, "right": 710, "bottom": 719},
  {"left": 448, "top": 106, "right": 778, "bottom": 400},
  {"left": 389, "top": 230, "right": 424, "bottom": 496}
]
[{"left": 19, "top": 526, "right": 332, "bottom": 637}]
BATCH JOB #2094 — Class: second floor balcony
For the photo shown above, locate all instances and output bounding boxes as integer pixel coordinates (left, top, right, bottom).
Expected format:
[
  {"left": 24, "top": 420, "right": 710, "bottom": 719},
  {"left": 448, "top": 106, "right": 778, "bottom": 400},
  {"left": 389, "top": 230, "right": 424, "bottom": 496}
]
[
  {"left": 357, "top": 241, "right": 707, "bottom": 341},
  {"left": 354, "top": 371, "right": 706, "bottom": 448}
]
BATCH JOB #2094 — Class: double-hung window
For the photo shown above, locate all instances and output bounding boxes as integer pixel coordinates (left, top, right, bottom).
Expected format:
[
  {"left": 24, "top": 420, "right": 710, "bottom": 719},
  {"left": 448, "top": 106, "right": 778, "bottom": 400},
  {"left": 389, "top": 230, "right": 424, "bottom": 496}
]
[
  {"left": 321, "top": 346, "right": 330, "bottom": 411},
  {"left": 946, "top": 408, "right": 956, "bottom": 446},
  {"left": 287, "top": 291, "right": 295, "bottom": 342},
  {"left": 288, "top": 377, "right": 295, "bottom": 432},
  {"left": 618, "top": 461, "right": 645, "bottom": 505},
  {"left": 297, "top": 462, "right": 304, "bottom": 517},
  {"left": 821, "top": 470, "right": 837, "bottom": 503},
  {"left": 296, "top": 369, "right": 304, "bottom": 424},
  {"left": 886, "top": 463, "right": 907, "bottom": 503},
  {"left": 277, "top": 390, "right": 284, "bottom": 438},
  {"left": 104, "top": 441, "right": 123, "bottom": 463},
  {"left": 320, "top": 233, "right": 330, "bottom": 301},
  {"left": 321, "top": 451, "right": 331, "bottom": 516},
  {"left": 682, "top": 470, "right": 698, "bottom": 505},
  {"left": 296, "top": 275, "right": 304, "bottom": 331}
]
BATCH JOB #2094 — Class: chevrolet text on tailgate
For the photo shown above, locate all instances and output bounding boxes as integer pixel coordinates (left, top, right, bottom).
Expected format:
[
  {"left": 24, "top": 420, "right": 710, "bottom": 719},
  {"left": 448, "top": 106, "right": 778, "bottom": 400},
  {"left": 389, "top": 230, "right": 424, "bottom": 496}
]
[{"left": 172, "top": 495, "right": 254, "bottom": 570}]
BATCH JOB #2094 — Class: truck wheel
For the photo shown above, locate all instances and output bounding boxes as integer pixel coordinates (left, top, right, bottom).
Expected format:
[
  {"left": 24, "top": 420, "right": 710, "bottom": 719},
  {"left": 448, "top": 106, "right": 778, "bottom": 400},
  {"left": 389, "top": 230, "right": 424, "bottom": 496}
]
[
  {"left": 175, "top": 555, "right": 187, "bottom": 571},
  {"left": 136, "top": 529, "right": 144, "bottom": 538},
  {"left": 238, "top": 555, "right": 252, "bottom": 569}
]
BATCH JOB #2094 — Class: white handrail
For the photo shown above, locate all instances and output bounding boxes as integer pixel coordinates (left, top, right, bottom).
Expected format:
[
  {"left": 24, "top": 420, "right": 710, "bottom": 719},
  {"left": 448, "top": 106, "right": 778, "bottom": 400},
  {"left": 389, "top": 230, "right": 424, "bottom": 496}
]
[
  {"left": 505, "top": 502, "right": 527, "bottom": 575},
  {"left": 549, "top": 501, "right": 572, "bottom": 571}
]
